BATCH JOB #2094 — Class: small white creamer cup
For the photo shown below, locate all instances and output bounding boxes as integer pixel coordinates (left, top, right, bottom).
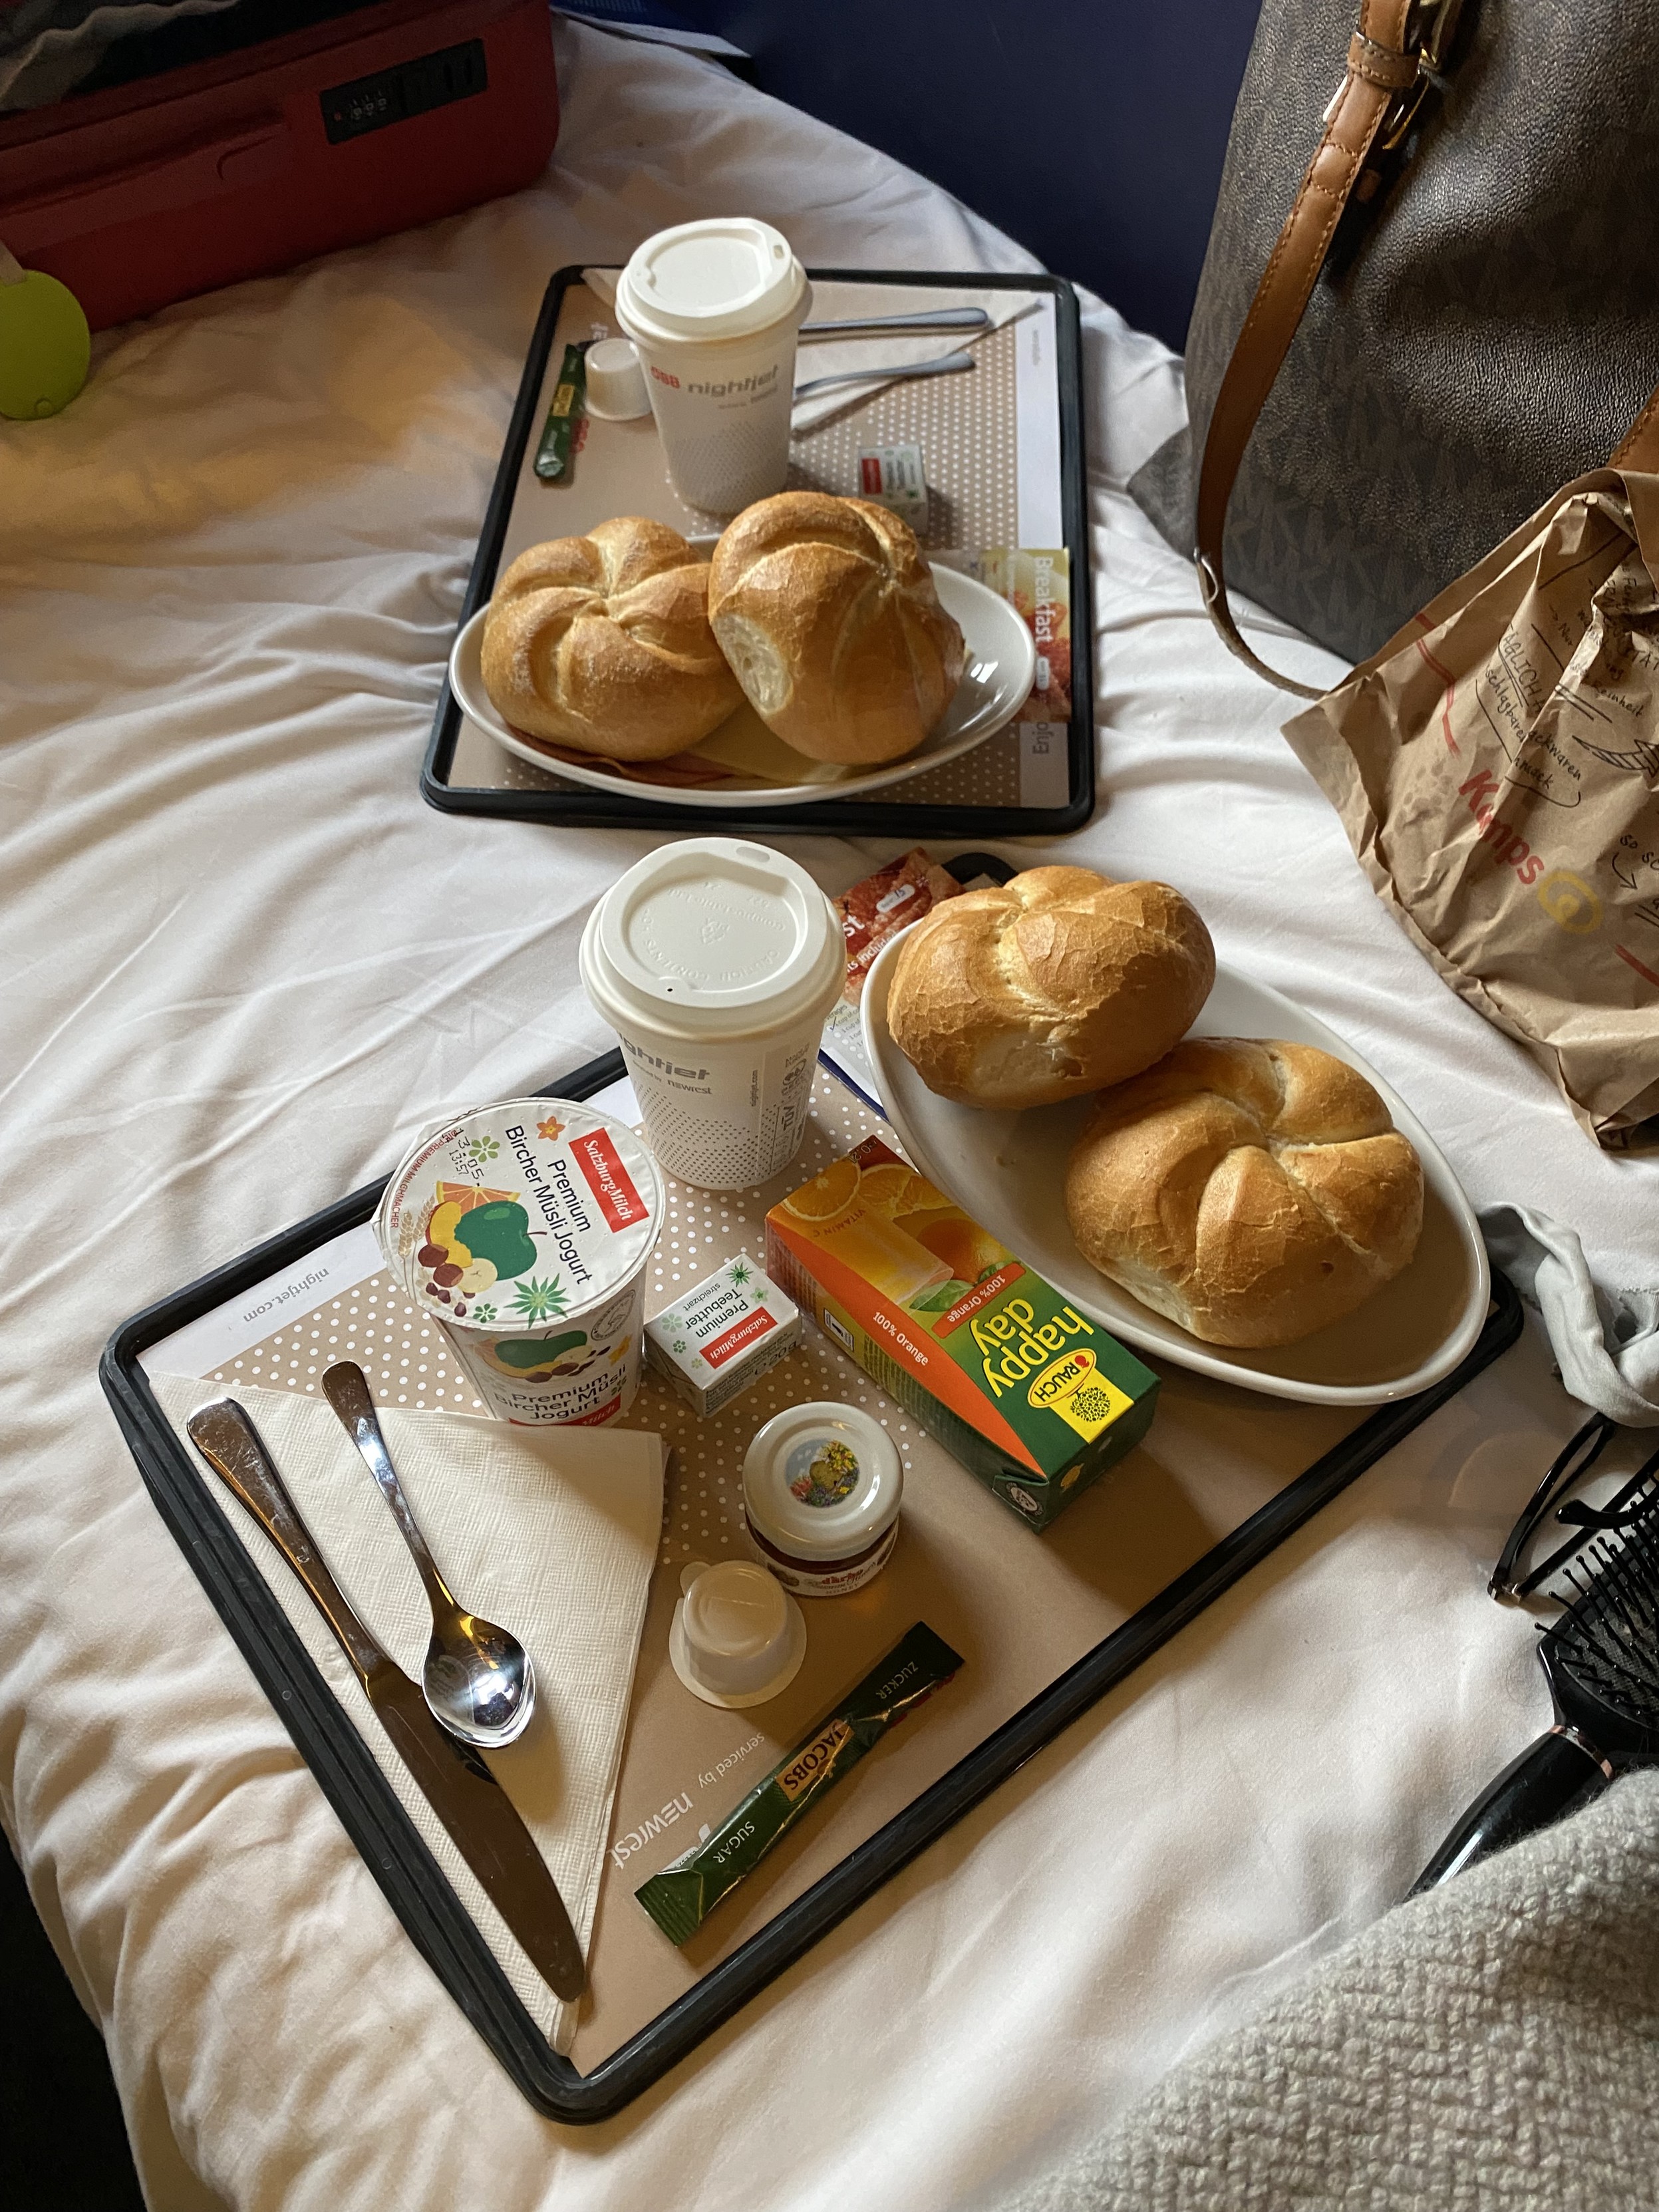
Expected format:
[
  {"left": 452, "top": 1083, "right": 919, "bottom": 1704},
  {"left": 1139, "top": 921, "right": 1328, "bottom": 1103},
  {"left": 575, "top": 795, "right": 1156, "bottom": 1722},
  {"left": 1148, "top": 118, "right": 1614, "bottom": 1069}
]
[
  {"left": 668, "top": 1559, "right": 806, "bottom": 1708},
  {"left": 615, "top": 216, "right": 810, "bottom": 513},
  {"left": 579, "top": 837, "right": 844, "bottom": 1191},
  {"left": 375, "top": 1097, "right": 662, "bottom": 1426}
]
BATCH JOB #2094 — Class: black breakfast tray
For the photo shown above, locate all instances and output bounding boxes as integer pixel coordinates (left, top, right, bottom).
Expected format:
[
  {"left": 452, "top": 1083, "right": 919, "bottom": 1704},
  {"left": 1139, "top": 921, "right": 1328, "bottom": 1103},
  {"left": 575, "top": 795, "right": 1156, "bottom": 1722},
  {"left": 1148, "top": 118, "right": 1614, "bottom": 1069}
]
[
  {"left": 420, "top": 264, "right": 1094, "bottom": 835},
  {"left": 101, "top": 1086, "right": 1523, "bottom": 2124}
]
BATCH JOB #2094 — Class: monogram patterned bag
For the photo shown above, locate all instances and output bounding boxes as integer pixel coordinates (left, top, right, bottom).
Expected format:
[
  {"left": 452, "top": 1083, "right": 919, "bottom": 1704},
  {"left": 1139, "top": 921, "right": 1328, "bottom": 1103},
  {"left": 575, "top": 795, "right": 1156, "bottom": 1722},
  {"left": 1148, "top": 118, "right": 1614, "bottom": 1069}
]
[{"left": 1137, "top": 0, "right": 1659, "bottom": 1144}]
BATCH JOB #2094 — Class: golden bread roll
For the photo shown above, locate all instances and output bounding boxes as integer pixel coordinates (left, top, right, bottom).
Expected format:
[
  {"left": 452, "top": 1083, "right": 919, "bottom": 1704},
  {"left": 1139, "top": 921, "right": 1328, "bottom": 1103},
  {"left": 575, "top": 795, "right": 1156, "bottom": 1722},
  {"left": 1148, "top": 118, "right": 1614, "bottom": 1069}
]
[
  {"left": 886, "top": 865, "right": 1215, "bottom": 1109},
  {"left": 707, "top": 492, "right": 965, "bottom": 764},
  {"left": 480, "top": 517, "right": 740, "bottom": 760},
  {"left": 1065, "top": 1038, "right": 1424, "bottom": 1347}
]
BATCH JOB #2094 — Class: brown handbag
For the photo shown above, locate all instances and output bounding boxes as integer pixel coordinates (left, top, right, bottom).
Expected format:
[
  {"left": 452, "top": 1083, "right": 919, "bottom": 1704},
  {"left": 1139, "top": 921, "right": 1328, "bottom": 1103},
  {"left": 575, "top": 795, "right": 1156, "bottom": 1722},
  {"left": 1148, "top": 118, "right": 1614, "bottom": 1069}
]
[
  {"left": 1170, "top": 0, "right": 1659, "bottom": 1148},
  {"left": 1133, "top": 0, "right": 1659, "bottom": 673}
]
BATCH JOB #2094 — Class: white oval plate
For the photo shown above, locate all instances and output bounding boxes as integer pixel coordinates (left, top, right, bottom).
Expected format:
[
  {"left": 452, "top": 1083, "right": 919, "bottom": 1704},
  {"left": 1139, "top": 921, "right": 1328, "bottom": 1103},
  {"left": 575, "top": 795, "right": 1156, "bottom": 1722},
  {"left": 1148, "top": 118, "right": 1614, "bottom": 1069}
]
[
  {"left": 860, "top": 934, "right": 1489, "bottom": 1408},
  {"left": 447, "top": 563, "right": 1037, "bottom": 808}
]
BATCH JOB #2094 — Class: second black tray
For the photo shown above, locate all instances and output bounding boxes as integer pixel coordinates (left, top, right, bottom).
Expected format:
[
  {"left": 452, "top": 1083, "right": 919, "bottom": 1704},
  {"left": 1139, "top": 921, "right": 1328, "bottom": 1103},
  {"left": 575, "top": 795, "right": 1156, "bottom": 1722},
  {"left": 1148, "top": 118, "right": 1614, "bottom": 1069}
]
[{"left": 421, "top": 265, "right": 1094, "bottom": 836}]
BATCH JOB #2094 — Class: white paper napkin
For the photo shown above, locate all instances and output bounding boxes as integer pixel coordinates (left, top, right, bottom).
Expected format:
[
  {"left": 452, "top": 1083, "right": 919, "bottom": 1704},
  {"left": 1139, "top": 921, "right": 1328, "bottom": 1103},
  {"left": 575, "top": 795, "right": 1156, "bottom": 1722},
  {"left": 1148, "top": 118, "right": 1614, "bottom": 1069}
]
[
  {"left": 580, "top": 267, "right": 1036, "bottom": 430},
  {"left": 150, "top": 1373, "right": 664, "bottom": 2050}
]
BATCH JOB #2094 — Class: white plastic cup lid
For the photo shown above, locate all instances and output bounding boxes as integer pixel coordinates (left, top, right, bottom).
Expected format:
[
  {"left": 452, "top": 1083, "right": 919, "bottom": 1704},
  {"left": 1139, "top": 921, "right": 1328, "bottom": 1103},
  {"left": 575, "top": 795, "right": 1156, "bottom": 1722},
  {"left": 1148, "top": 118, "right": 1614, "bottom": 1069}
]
[
  {"left": 616, "top": 217, "right": 807, "bottom": 347},
  {"left": 584, "top": 337, "right": 651, "bottom": 419},
  {"left": 581, "top": 836, "right": 843, "bottom": 1039},
  {"left": 743, "top": 1401, "right": 903, "bottom": 1562},
  {"left": 670, "top": 1559, "right": 806, "bottom": 1706}
]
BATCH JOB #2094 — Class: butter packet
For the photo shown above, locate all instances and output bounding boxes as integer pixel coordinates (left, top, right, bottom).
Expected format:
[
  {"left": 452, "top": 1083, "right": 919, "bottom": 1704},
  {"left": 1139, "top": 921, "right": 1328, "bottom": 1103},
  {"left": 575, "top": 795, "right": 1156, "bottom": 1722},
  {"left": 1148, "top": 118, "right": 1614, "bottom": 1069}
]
[
  {"left": 644, "top": 1253, "right": 800, "bottom": 1416},
  {"left": 635, "top": 1621, "right": 963, "bottom": 1944},
  {"left": 855, "top": 442, "right": 927, "bottom": 528}
]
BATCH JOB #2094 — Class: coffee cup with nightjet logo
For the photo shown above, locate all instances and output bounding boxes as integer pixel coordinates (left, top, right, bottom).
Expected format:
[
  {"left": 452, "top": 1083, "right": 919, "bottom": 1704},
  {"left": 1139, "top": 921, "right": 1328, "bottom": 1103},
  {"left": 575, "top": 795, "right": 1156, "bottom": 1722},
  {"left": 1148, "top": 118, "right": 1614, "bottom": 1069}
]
[
  {"left": 615, "top": 217, "right": 810, "bottom": 514},
  {"left": 375, "top": 1098, "right": 663, "bottom": 1426},
  {"left": 580, "top": 837, "right": 844, "bottom": 1191}
]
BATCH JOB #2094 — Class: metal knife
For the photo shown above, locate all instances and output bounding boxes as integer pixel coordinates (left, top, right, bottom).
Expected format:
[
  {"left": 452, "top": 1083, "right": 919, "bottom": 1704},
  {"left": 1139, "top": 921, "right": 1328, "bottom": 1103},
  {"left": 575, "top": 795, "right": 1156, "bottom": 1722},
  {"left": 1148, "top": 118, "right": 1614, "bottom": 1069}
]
[
  {"left": 793, "top": 349, "right": 976, "bottom": 400},
  {"left": 800, "top": 305, "right": 990, "bottom": 335},
  {"left": 187, "top": 1397, "right": 586, "bottom": 2002}
]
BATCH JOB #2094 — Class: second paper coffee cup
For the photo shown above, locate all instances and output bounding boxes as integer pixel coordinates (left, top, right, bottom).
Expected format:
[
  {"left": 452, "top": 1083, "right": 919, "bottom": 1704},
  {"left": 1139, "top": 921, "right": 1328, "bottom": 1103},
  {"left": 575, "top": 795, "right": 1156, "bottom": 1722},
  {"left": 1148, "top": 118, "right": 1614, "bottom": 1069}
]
[
  {"left": 615, "top": 216, "right": 810, "bottom": 513},
  {"left": 580, "top": 838, "right": 843, "bottom": 1190}
]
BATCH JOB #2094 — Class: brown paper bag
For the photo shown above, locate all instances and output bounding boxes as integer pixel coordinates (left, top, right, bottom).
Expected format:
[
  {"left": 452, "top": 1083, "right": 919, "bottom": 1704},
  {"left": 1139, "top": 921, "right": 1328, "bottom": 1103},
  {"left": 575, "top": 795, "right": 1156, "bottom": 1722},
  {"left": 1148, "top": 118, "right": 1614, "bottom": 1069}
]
[{"left": 1284, "top": 469, "right": 1659, "bottom": 1150}]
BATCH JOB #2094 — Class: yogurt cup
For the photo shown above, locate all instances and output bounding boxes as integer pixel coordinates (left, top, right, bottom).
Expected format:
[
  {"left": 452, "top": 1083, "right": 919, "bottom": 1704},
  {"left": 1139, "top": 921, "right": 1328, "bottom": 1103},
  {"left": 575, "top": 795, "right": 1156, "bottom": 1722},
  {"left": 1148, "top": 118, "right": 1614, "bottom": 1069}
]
[
  {"left": 579, "top": 837, "right": 843, "bottom": 1191},
  {"left": 615, "top": 216, "right": 810, "bottom": 513},
  {"left": 376, "top": 1098, "right": 663, "bottom": 1426},
  {"left": 742, "top": 1401, "right": 903, "bottom": 1599}
]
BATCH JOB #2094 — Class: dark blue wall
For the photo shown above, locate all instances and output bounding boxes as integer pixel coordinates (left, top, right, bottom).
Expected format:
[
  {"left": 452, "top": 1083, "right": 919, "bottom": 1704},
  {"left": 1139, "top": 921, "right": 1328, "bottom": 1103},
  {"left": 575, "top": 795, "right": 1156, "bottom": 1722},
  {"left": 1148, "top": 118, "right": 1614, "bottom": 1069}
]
[{"left": 678, "top": 0, "right": 1263, "bottom": 351}]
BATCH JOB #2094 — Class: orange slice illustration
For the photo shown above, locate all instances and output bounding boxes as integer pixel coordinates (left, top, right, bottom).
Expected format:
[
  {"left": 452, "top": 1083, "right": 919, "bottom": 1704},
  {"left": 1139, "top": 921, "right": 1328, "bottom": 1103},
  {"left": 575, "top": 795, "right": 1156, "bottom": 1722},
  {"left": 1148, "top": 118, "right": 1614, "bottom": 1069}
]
[{"left": 780, "top": 1156, "right": 861, "bottom": 1224}]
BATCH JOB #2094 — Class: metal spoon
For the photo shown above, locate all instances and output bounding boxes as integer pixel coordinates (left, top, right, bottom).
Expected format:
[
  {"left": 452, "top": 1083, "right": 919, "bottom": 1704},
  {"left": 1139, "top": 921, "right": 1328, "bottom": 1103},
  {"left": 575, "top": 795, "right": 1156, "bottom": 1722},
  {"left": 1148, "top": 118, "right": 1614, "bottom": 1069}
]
[
  {"left": 322, "top": 1362, "right": 535, "bottom": 1750},
  {"left": 792, "top": 349, "right": 976, "bottom": 400},
  {"left": 799, "top": 305, "right": 990, "bottom": 336}
]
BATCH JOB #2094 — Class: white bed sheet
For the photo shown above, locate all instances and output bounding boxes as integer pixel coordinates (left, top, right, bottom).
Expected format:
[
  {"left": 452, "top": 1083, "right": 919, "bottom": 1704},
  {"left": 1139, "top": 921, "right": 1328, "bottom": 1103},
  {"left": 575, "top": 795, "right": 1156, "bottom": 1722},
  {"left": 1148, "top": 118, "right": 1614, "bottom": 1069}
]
[{"left": 3, "top": 18, "right": 1656, "bottom": 2211}]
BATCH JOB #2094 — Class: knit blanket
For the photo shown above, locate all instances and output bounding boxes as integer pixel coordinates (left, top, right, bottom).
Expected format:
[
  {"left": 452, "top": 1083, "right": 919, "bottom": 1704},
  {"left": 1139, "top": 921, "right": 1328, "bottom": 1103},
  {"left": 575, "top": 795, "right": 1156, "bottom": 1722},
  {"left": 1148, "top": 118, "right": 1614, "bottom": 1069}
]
[{"left": 996, "top": 1772, "right": 1659, "bottom": 2211}]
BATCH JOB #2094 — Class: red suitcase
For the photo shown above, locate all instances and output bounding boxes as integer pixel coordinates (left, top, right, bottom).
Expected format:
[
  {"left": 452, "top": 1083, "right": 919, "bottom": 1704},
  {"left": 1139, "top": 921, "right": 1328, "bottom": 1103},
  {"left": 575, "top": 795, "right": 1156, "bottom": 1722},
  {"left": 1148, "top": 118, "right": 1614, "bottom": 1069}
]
[{"left": 0, "top": 0, "right": 559, "bottom": 331}]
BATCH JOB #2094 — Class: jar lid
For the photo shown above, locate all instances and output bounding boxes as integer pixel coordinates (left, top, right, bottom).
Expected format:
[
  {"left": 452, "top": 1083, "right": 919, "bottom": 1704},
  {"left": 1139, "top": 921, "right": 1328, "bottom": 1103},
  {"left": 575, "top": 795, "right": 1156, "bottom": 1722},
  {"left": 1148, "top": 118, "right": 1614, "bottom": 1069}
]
[
  {"left": 616, "top": 217, "right": 807, "bottom": 347},
  {"left": 580, "top": 836, "right": 843, "bottom": 1040},
  {"left": 743, "top": 1401, "right": 903, "bottom": 1562}
]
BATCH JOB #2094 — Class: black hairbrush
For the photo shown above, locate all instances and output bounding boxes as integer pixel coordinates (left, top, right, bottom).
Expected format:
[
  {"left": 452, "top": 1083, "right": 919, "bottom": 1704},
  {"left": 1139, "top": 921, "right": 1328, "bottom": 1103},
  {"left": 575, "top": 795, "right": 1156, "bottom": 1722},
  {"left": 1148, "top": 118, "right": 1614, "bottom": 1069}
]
[{"left": 1410, "top": 1506, "right": 1659, "bottom": 1894}]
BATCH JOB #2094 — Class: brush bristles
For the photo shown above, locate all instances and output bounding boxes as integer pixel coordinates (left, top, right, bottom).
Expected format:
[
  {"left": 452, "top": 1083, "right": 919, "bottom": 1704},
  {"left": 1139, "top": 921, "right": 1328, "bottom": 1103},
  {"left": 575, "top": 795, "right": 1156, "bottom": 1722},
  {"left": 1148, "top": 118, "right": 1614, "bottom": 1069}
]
[{"left": 1554, "top": 1505, "right": 1659, "bottom": 1737}]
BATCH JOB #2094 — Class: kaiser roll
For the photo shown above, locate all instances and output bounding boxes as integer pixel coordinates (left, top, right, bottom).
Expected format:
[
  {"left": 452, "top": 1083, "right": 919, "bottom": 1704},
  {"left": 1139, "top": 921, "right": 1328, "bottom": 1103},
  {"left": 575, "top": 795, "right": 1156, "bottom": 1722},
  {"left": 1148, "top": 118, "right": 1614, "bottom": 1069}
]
[
  {"left": 1064, "top": 1038, "right": 1424, "bottom": 1347},
  {"left": 707, "top": 492, "right": 965, "bottom": 764},
  {"left": 886, "top": 866, "right": 1215, "bottom": 1110},
  {"left": 480, "top": 517, "right": 740, "bottom": 761}
]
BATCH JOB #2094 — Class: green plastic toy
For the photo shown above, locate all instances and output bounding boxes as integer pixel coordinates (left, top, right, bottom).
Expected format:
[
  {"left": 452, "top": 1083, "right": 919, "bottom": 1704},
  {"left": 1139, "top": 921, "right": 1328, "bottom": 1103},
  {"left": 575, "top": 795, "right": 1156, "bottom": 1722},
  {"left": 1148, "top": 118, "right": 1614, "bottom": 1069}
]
[{"left": 0, "top": 245, "right": 90, "bottom": 420}]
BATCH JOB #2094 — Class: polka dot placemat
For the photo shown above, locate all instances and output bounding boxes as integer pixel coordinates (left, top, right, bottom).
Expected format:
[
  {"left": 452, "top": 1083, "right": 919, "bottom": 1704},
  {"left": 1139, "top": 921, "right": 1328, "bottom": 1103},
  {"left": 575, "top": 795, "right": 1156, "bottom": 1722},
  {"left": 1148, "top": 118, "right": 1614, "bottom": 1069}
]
[
  {"left": 201, "top": 1070, "right": 912, "bottom": 1566},
  {"left": 784, "top": 315, "right": 1020, "bottom": 553}
]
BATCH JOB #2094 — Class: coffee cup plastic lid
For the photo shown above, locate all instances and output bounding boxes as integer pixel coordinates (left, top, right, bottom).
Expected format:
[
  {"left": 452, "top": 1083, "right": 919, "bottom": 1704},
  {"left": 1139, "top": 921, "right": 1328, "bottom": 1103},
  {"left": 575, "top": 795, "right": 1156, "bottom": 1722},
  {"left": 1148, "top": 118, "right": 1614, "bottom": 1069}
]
[
  {"left": 669, "top": 1559, "right": 807, "bottom": 1708},
  {"left": 743, "top": 1402, "right": 903, "bottom": 1562},
  {"left": 581, "top": 836, "right": 843, "bottom": 1038},
  {"left": 584, "top": 337, "right": 651, "bottom": 420},
  {"left": 616, "top": 217, "right": 807, "bottom": 347}
]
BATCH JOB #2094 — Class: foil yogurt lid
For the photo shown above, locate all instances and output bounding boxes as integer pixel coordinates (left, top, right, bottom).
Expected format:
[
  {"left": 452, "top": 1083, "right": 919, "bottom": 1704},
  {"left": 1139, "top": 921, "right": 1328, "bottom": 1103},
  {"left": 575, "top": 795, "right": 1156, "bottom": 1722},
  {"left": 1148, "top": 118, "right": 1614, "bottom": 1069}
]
[{"left": 377, "top": 1098, "right": 661, "bottom": 1333}]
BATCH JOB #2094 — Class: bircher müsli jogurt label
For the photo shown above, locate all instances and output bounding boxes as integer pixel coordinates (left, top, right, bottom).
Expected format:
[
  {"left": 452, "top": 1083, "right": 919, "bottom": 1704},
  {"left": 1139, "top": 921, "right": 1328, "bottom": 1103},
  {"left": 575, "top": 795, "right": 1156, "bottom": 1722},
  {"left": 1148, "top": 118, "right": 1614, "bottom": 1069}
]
[{"left": 377, "top": 1098, "right": 663, "bottom": 1426}]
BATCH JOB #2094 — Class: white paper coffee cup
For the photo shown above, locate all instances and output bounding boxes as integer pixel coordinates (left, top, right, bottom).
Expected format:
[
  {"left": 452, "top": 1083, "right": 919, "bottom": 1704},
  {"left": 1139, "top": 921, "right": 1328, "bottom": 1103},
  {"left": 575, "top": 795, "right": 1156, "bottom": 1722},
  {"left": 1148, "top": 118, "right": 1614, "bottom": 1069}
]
[
  {"left": 375, "top": 1098, "right": 663, "bottom": 1426},
  {"left": 615, "top": 217, "right": 810, "bottom": 513},
  {"left": 579, "top": 838, "right": 843, "bottom": 1191}
]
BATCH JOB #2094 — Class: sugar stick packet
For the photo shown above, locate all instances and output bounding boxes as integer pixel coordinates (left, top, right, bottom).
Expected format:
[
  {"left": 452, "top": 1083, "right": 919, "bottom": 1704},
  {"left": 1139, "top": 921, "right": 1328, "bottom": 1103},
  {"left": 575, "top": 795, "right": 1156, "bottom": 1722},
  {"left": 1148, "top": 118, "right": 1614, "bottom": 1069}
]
[
  {"left": 533, "top": 341, "right": 589, "bottom": 482},
  {"left": 635, "top": 1621, "right": 964, "bottom": 1943}
]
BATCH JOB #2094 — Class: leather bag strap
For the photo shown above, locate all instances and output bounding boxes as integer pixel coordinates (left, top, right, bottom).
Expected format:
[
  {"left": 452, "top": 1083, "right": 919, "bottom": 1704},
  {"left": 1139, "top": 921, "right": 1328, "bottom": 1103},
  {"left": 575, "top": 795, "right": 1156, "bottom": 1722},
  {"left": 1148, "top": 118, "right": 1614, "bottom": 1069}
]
[
  {"left": 1194, "top": 0, "right": 1431, "bottom": 698},
  {"left": 1197, "top": 0, "right": 1659, "bottom": 693},
  {"left": 1611, "top": 387, "right": 1659, "bottom": 472}
]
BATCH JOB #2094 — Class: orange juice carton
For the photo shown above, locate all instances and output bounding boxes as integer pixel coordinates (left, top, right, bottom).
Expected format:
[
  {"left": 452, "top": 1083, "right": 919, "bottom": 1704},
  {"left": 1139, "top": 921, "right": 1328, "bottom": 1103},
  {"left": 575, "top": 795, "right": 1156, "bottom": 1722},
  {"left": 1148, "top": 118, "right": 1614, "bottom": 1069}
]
[{"left": 764, "top": 1138, "right": 1159, "bottom": 1529}]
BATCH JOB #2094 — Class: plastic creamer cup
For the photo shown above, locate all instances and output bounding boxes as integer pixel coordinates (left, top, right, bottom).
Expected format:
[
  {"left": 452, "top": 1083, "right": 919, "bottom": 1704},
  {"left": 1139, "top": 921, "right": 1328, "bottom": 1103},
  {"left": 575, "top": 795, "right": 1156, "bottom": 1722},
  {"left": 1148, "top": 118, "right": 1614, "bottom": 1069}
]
[
  {"left": 579, "top": 837, "right": 843, "bottom": 1191},
  {"left": 615, "top": 216, "right": 811, "bottom": 513},
  {"left": 376, "top": 1098, "right": 663, "bottom": 1426}
]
